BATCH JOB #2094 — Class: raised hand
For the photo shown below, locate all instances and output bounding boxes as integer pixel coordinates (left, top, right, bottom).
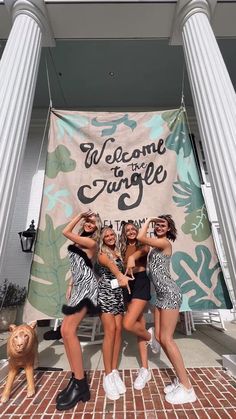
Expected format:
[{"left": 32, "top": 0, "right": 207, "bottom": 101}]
[{"left": 80, "top": 209, "right": 95, "bottom": 218}]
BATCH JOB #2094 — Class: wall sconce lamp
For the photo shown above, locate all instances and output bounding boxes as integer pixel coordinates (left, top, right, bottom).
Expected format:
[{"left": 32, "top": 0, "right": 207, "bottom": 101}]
[{"left": 18, "top": 220, "right": 36, "bottom": 253}]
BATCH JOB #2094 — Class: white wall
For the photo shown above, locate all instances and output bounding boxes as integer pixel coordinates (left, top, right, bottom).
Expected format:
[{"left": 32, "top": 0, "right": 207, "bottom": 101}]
[{"left": 0, "top": 109, "right": 49, "bottom": 289}]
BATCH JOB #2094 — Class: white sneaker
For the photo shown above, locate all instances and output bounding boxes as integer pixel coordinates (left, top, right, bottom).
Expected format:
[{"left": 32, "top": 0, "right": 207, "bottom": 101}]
[
  {"left": 147, "top": 327, "right": 160, "bottom": 354},
  {"left": 112, "top": 369, "right": 126, "bottom": 394},
  {"left": 103, "top": 372, "right": 120, "bottom": 400},
  {"left": 134, "top": 368, "right": 151, "bottom": 390},
  {"left": 164, "top": 377, "right": 179, "bottom": 394},
  {"left": 165, "top": 384, "right": 197, "bottom": 405}
]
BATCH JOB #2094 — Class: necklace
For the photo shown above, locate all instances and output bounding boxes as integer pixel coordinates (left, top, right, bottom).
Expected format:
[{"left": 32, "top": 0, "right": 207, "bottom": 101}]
[{"left": 128, "top": 242, "right": 136, "bottom": 246}]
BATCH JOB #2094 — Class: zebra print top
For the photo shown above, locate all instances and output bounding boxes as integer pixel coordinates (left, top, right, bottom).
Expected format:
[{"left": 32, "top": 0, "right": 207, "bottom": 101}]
[
  {"left": 96, "top": 258, "right": 125, "bottom": 315},
  {"left": 148, "top": 247, "right": 182, "bottom": 310},
  {"left": 62, "top": 244, "right": 100, "bottom": 315}
]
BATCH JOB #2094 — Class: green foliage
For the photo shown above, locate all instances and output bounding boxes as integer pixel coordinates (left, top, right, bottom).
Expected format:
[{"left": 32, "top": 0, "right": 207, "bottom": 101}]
[
  {"left": 91, "top": 114, "right": 137, "bottom": 136},
  {"left": 45, "top": 145, "right": 76, "bottom": 179},
  {"left": 164, "top": 109, "right": 192, "bottom": 158},
  {"left": 44, "top": 185, "right": 73, "bottom": 217},
  {"left": 182, "top": 206, "right": 211, "bottom": 242},
  {"left": 172, "top": 245, "right": 232, "bottom": 309},
  {"left": 28, "top": 215, "right": 70, "bottom": 318},
  {"left": 0, "top": 279, "right": 26, "bottom": 308},
  {"left": 56, "top": 113, "right": 89, "bottom": 140},
  {"left": 173, "top": 175, "right": 203, "bottom": 214},
  {"left": 162, "top": 109, "right": 181, "bottom": 129}
]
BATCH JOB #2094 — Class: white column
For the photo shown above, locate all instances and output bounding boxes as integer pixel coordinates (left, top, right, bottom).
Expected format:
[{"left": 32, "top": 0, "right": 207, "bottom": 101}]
[
  {"left": 0, "top": 0, "right": 54, "bottom": 274},
  {"left": 171, "top": 0, "right": 236, "bottom": 299}
]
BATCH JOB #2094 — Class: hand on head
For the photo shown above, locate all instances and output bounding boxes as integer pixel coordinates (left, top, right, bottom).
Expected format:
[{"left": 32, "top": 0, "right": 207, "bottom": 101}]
[{"left": 81, "top": 209, "right": 95, "bottom": 218}]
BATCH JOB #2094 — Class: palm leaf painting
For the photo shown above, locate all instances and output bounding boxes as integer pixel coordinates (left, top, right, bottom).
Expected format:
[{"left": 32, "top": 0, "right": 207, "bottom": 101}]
[
  {"left": 28, "top": 215, "right": 70, "bottom": 318},
  {"left": 172, "top": 245, "right": 232, "bottom": 309}
]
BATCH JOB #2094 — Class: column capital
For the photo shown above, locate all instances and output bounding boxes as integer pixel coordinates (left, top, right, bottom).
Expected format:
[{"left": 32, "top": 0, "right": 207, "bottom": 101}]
[
  {"left": 170, "top": 0, "right": 217, "bottom": 45},
  {"left": 5, "top": 0, "right": 55, "bottom": 47}
]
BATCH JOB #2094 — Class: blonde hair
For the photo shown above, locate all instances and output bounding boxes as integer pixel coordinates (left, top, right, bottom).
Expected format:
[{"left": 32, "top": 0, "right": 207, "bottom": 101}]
[
  {"left": 119, "top": 221, "right": 141, "bottom": 260},
  {"left": 78, "top": 213, "right": 102, "bottom": 242},
  {"left": 99, "top": 227, "right": 121, "bottom": 261}
]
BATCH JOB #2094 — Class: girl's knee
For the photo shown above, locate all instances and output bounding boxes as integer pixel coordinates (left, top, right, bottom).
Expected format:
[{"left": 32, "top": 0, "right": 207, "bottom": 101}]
[
  {"left": 115, "top": 323, "right": 123, "bottom": 335},
  {"left": 123, "top": 316, "right": 133, "bottom": 332},
  {"left": 104, "top": 325, "right": 116, "bottom": 340},
  {"left": 61, "top": 322, "right": 76, "bottom": 340},
  {"left": 159, "top": 334, "right": 172, "bottom": 348}
]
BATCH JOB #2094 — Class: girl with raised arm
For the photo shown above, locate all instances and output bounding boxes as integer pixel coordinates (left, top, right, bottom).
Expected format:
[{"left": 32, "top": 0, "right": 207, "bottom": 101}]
[
  {"left": 137, "top": 215, "right": 197, "bottom": 405},
  {"left": 56, "top": 210, "right": 101, "bottom": 411},
  {"left": 120, "top": 221, "right": 160, "bottom": 390},
  {"left": 96, "top": 226, "right": 131, "bottom": 400}
]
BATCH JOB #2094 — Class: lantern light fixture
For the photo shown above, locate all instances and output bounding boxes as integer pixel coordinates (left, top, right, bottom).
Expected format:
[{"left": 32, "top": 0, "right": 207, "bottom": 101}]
[{"left": 18, "top": 220, "right": 36, "bottom": 253}]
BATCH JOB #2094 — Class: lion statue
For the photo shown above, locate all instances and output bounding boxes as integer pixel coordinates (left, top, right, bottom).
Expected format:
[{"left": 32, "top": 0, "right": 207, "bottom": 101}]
[{"left": 1, "top": 321, "right": 38, "bottom": 403}]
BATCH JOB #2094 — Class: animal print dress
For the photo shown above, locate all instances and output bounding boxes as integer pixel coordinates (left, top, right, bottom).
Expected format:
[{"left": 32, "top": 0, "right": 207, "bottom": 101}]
[
  {"left": 62, "top": 245, "right": 100, "bottom": 315},
  {"left": 148, "top": 248, "right": 182, "bottom": 310},
  {"left": 96, "top": 258, "right": 125, "bottom": 315}
]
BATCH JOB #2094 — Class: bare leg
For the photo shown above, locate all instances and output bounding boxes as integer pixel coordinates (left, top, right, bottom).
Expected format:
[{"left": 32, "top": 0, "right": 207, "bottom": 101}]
[
  {"left": 154, "top": 307, "right": 161, "bottom": 342},
  {"left": 159, "top": 309, "right": 191, "bottom": 389},
  {"left": 100, "top": 313, "right": 116, "bottom": 375},
  {"left": 112, "top": 314, "right": 123, "bottom": 370},
  {"left": 137, "top": 314, "right": 148, "bottom": 369},
  {"left": 123, "top": 299, "right": 150, "bottom": 340},
  {"left": 61, "top": 307, "right": 87, "bottom": 379}
]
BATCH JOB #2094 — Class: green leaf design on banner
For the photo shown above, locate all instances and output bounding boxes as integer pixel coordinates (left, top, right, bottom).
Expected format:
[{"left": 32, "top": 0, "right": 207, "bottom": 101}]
[
  {"left": 173, "top": 175, "right": 203, "bottom": 213},
  {"left": 28, "top": 215, "right": 70, "bottom": 317},
  {"left": 44, "top": 185, "right": 73, "bottom": 217},
  {"left": 182, "top": 205, "right": 211, "bottom": 241},
  {"left": 46, "top": 145, "right": 76, "bottom": 179},
  {"left": 172, "top": 245, "right": 232, "bottom": 309},
  {"left": 163, "top": 108, "right": 192, "bottom": 157},
  {"left": 162, "top": 109, "right": 180, "bottom": 129},
  {"left": 56, "top": 113, "right": 89, "bottom": 140},
  {"left": 144, "top": 114, "right": 165, "bottom": 140},
  {"left": 91, "top": 114, "right": 137, "bottom": 136}
]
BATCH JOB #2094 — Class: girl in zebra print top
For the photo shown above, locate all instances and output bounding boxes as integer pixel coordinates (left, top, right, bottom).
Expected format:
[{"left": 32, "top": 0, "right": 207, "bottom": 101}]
[
  {"left": 56, "top": 210, "right": 101, "bottom": 411},
  {"left": 137, "top": 215, "right": 197, "bottom": 405},
  {"left": 97, "top": 226, "right": 132, "bottom": 401}
]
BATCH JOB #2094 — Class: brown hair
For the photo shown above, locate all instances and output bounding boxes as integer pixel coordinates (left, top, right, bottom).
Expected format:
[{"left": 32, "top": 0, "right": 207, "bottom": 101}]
[{"left": 156, "top": 214, "right": 177, "bottom": 242}]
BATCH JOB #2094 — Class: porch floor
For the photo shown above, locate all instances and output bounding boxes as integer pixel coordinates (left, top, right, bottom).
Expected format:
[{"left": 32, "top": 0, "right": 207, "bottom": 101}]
[
  {"left": 0, "top": 367, "right": 236, "bottom": 418},
  {"left": 0, "top": 321, "right": 236, "bottom": 418}
]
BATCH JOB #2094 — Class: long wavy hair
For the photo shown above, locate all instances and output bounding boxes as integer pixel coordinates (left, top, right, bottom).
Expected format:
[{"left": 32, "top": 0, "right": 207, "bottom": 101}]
[
  {"left": 78, "top": 213, "right": 102, "bottom": 242},
  {"left": 99, "top": 226, "right": 121, "bottom": 261},
  {"left": 155, "top": 214, "right": 177, "bottom": 242},
  {"left": 119, "top": 221, "right": 142, "bottom": 260}
]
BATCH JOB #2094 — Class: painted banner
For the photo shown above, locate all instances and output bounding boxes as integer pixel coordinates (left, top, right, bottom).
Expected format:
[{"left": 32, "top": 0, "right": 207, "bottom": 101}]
[{"left": 24, "top": 107, "right": 232, "bottom": 321}]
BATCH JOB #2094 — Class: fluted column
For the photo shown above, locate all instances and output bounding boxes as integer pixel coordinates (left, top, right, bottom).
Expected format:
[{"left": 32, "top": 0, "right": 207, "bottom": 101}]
[
  {"left": 171, "top": 0, "right": 236, "bottom": 299},
  {"left": 0, "top": 0, "right": 54, "bottom": 274}
]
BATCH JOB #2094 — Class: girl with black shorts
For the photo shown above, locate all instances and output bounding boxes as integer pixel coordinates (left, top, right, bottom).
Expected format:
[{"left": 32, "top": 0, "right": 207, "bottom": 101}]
[{"left": 120, "top": 221, "right": 160, "bottom": 390}]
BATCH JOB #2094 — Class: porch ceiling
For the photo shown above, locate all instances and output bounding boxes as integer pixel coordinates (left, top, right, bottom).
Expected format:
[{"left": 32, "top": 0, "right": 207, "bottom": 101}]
[
  {"left": 31, "top": 38, "right": 236, "bottom": 109},
  {"left": 0, "top": 1, "right": 236, "bottom": 109}
]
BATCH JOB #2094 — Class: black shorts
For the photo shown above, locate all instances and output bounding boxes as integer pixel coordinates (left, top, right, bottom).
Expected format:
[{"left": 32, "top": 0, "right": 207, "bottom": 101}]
[{"left": 123, "top": 271, "right": 151, "bottom": 304}]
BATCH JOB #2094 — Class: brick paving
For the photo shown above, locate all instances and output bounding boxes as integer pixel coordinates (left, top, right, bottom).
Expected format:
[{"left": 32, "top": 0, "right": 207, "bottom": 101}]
[{"left": 0, "top": 368, "right": 236, "bottom": 418}]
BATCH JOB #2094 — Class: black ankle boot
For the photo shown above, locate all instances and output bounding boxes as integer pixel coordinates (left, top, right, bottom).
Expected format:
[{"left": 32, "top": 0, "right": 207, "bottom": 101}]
[
  {"left": 56, "top": 372, "right": 74, "bottom": 403},
  {"left": 56, "top": 376, "right": 90, "bottom": 411}
]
